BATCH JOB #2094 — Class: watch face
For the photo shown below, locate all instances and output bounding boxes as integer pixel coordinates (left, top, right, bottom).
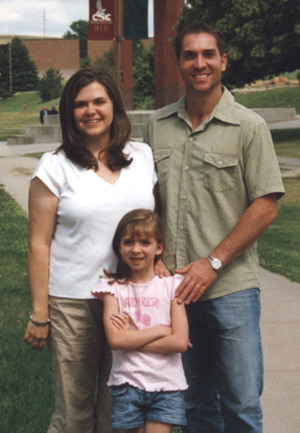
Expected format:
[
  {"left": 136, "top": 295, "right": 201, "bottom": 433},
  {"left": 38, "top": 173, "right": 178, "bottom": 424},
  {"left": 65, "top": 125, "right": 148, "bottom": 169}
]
[
  {"left": 212, "top": 258, "right": 222, "bottom": 270},
  {"left": 207, "top": 255, "right": 222, "bottom": 271}
]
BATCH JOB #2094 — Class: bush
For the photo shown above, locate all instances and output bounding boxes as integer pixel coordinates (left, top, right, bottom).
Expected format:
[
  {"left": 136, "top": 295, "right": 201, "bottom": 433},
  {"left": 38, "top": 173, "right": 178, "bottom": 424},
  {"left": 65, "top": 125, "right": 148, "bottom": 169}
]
[
  {"left": 132, "top": 41, "right": 154, "bottom": 109},
  {"left": 92, "top": 46, "right": 114, "bottom": 72},
  {"left": 38, "top": 68, "right": 64, "bottom": 102},
  {"left": 0, "top": 87, "right": 11, "bottom": 99}
]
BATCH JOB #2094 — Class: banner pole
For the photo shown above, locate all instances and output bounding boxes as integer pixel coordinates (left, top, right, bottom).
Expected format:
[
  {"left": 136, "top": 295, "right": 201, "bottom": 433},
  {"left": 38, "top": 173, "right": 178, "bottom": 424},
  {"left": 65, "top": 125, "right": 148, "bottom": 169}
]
[{"left": 115, "top": 0, "right": 122, "bottom": 85}]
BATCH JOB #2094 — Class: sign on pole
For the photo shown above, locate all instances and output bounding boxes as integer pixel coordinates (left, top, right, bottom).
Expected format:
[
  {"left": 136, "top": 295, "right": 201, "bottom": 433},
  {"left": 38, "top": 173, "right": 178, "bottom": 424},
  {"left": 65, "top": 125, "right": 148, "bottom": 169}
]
[{"left": 88, "top": 0, "right": 114, "bottom": 40}]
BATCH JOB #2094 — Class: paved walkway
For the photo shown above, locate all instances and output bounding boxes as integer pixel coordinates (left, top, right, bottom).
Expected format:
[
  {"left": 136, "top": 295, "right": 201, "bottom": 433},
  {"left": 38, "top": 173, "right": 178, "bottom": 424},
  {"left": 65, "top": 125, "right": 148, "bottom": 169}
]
[{"left": 1, "top": 140, "right": 300, "bottom": 432}]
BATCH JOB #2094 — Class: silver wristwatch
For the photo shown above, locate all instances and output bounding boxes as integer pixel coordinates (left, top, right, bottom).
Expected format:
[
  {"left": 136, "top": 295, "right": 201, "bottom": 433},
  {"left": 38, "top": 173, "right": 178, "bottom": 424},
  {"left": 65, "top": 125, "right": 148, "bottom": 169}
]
[{"left": 206, "top": 255, "right": 223, "bottom": 272}]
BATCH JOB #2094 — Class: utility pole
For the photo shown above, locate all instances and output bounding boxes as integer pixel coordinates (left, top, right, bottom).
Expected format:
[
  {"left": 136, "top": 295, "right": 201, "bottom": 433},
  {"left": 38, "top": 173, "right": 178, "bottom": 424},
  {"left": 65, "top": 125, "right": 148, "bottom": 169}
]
[
  {"left": 8, "top": 41, "right": 12, "bottom": 94},
  {"left": 43, "top": 11, "right": 46, "bottom": 38}
]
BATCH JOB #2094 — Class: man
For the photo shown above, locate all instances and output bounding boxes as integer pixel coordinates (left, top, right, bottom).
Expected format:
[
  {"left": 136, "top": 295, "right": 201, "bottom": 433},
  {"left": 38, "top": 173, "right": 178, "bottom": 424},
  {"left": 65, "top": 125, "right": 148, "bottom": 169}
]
[
  {"left": 39, "top": 106, "right": 48, "bottom": 124},
  {"left": 144, "top": 22, "right": 285, "bottom": 433},
  {"left": 48, "top": 106, "right": 58, "bottom": 115}
]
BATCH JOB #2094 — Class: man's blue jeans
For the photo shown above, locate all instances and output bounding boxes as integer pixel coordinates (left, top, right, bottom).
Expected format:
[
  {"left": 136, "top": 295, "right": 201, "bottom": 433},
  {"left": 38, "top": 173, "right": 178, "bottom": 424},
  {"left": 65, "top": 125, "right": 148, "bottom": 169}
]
[{"left": 182, "top": 288, "right": 263, "bottom": 433}]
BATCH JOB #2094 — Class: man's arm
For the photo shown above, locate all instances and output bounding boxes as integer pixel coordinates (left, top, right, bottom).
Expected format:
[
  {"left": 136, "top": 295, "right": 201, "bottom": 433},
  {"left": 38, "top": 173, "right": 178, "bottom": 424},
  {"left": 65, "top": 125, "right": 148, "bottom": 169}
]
[{"left": 175, "top": 193, "right": 278, "bottom": 304}]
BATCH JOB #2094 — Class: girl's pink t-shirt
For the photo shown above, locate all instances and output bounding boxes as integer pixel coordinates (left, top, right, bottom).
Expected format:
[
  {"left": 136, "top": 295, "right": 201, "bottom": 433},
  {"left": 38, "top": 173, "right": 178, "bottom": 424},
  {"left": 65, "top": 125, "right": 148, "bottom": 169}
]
[{"left": 93, "top": 275, "right": 188, "bottom": 392}]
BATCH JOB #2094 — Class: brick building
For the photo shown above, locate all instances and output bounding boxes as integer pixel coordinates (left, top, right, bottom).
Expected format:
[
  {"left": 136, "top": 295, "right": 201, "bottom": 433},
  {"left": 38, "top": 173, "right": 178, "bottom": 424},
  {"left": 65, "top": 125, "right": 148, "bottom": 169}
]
[
  {"left": 22, "top": 39, "right": 80, "bottom": 78},
  {"left": 0, "top": 36, "right": 152, "bottom": 79},
  {"left": 0, "top": 36, "right": 117, "bottom": 78}
]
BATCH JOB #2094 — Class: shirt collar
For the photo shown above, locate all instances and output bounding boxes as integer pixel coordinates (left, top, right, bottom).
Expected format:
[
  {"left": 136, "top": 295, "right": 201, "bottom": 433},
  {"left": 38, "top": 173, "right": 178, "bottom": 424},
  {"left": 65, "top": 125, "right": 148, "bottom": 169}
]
[{"left": 156, "top": 87, "right": 240, "bottom": 126}]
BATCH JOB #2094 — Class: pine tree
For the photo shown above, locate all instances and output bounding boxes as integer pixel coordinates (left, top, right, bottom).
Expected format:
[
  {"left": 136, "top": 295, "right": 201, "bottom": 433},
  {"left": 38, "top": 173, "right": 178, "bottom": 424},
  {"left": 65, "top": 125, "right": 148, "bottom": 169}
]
[
  {"left": 9, "top": 37, "right": 39, "bottom": 92},
  {"left": 0, "top": 38, "right": 39, "bottom": 93},
  {"left": 38, "top": 68, "right": 64, "bottom": 102}
]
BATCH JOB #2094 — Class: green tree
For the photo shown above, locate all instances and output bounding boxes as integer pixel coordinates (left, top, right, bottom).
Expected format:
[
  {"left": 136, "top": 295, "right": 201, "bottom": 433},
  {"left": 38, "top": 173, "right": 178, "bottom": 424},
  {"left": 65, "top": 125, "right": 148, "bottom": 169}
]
[
  {"left": 92, "top": 45, "right": 114, "bottom": 72},
  {"left": 80, "top": 56, "right": 91, "bottom": 69},
  {"left": 132, "top": 41, "right": 155, "bottom": 109},
  {"left": 63, "top": 20, "right": 89, "bottom": 60},
  {"left": 63, "top": 20, "right": 88, "bottom": 39},
  {"left": 38, "top": 68, "right": 64, "bottom": 102},
  {"left": 176, "top": 0, "right": 300, "bottom": 88},
  {"left": 0, "top": 37, "right": 39, "bottom": 93}
]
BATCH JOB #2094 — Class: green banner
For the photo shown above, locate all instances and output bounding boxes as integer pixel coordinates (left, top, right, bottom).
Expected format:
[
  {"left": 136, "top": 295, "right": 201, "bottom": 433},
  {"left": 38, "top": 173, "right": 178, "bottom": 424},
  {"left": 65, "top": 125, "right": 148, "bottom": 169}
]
[{"left": 124, "top": 0, "right": 149, "bottom": 39}]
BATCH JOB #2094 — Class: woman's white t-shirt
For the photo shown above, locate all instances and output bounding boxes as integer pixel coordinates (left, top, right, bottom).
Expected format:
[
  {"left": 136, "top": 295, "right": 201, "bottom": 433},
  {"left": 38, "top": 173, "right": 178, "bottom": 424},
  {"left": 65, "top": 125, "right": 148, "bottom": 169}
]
[{"left": 32, "top": 141, "right": 157, "bottom": 299}]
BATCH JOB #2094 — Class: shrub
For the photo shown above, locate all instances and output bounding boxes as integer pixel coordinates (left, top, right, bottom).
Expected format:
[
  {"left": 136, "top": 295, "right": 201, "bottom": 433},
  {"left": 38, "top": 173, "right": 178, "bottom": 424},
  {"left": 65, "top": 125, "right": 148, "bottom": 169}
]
[{"left": 38, "top": 68, "right": 64, "bottom": 102}]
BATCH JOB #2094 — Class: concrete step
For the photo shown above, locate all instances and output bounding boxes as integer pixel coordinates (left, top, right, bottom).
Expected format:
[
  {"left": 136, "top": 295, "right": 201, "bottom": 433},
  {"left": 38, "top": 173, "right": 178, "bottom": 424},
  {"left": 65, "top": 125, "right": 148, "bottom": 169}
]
[
  {"left": 128, "top": 110, "right": 154, "bottom": 124},
  {"left": 25, "top": 125, "right": 62, "bottom": 144},
  {"left": 252, "top": 108, "right": 296, "bottom": 123},
  {"left": 130, "top": 123, "right": 147, "bottom": 138},
  {"left": 7, "top": 135, "right": 33, "bottom": 145}
]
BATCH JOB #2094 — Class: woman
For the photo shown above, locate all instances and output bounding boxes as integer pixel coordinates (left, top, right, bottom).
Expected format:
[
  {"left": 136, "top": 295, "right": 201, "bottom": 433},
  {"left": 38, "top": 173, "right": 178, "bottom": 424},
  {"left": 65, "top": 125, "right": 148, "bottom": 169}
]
[{"left": 24, "top": 68, "right": 160, "bottom": 433}]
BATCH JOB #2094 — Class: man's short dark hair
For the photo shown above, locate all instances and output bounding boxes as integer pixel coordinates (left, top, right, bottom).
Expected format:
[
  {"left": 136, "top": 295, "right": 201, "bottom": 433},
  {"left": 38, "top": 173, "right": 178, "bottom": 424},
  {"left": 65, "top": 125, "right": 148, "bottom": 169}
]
[{"left": 175, "top": 22, "right": 226, "bottom": 60}]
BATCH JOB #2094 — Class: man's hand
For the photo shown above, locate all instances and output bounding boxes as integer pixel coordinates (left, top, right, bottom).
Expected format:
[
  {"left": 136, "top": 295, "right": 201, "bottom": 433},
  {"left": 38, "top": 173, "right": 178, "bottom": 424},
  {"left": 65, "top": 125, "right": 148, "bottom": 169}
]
[
  {"left": 175, "top": 258, "right": 218, "bottom": 304},
  {"left": 154, "top": 258, "right": 171, "bottom": 278}
]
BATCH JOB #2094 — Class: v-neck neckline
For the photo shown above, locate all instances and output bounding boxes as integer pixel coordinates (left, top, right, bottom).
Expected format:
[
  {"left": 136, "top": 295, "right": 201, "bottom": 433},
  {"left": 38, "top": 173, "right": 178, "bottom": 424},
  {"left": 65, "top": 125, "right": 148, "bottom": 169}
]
[{"left": 90, "top": 166, "right": 123, "bottom": 186}]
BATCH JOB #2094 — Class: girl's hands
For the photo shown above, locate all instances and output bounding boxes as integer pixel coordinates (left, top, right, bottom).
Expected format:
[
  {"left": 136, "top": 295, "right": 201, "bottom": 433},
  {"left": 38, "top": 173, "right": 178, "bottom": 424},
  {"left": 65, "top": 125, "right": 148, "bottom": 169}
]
[
  {"left": 23, "top": 321, "right": 49, "bottom": 352},
  {"left": 110, "top": 313, "right": 131, "bottom": 330}
]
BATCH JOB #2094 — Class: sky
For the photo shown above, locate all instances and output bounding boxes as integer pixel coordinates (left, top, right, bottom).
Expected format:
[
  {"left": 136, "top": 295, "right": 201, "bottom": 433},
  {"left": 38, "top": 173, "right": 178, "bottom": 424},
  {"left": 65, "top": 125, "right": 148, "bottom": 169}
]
[{"left": 0, "top": 0, "right": 154, "bottom": 38}]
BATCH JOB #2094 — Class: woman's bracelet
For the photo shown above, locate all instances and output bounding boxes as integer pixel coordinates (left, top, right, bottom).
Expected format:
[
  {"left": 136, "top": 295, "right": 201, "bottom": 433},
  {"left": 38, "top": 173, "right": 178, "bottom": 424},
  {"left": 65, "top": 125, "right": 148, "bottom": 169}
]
[{"left": 30, "top": 314, "right": 51, "bottom": 327}]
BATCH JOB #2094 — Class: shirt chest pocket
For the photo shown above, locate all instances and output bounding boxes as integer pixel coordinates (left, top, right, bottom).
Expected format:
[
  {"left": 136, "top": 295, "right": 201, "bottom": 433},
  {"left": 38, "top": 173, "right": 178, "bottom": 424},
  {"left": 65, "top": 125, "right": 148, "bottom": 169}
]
[
  {"left": 153, "top": 149, "right": 172, "bottom": 186},
  {"left": 203, "top": 152, "right": 239, "bottom": 192}
]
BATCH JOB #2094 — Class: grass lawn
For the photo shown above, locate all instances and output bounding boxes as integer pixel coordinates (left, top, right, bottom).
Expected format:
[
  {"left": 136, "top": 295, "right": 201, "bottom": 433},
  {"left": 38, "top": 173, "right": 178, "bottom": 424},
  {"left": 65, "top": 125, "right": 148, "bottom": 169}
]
[
  {"left": 0, "top": 91, "right": 60, "bottom": 141},
  {"left": 258, "top": 177, "right": 300, "bottom": 281},
  {"left": 0, "top": 188, "right": 54, "bottom": 433},
  {"left": 271, "top": 128, "right": 300, "bottom": 158},
  {"left": 234, "top": 86, "right": 300, "bottom": 113}
]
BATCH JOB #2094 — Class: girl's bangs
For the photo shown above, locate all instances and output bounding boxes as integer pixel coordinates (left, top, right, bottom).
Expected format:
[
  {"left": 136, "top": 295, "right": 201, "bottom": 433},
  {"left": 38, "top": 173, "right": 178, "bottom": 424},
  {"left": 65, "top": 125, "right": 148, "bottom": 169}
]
[{"left": 122, "top": 220, "right": 155, "bottom": 239}]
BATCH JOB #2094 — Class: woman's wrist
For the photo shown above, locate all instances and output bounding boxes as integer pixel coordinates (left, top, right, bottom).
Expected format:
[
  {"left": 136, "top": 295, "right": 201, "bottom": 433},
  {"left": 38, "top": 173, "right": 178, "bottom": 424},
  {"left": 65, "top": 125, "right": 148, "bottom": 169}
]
[{"left": 29, "top": 314, "right": 50, "bottom": 327}]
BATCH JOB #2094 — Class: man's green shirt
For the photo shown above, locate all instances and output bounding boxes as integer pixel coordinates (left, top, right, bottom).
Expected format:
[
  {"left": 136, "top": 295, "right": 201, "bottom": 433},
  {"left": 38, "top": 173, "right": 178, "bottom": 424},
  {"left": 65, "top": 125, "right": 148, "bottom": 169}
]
[{"left": 144, "top": 88, "right": 285, "bottom": 300}]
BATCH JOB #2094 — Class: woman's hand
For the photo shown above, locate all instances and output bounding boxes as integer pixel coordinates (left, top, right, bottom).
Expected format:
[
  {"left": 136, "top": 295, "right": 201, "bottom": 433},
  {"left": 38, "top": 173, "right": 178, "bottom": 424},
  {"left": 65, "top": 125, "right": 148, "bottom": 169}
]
[
  {"left": 24, "top": 321, "right": 49, "bottom": 352},
  {"left": 154, "top": 258, "right": 170, "bottom": 278}
]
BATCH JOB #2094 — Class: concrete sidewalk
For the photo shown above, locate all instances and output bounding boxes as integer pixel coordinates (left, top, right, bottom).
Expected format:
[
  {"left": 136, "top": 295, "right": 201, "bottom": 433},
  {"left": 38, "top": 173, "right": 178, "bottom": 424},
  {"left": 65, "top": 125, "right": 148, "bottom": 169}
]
[{"left": 1, "top": 140, "right": 300, "bottom": 432}]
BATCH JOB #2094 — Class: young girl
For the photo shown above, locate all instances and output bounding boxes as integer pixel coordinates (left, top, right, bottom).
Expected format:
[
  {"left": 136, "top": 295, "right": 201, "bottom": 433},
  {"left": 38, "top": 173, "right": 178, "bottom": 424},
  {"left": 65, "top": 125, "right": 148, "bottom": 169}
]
[{"left": 92, "top": 209, "right": 189, "bottom": 433}]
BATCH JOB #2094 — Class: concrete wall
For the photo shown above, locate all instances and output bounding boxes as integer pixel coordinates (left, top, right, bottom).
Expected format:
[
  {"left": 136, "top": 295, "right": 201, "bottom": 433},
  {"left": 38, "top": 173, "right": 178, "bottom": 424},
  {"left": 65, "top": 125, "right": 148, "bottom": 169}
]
[{"left": 253, "top": 108, "right": 296, "bottom": 123}]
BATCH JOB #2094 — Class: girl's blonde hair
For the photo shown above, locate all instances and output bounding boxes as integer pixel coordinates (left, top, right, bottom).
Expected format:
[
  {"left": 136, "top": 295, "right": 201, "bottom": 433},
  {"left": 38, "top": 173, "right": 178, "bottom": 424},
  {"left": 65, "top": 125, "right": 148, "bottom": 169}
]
[{"left": 104, "top": 209, "right": 164, "bottom": 284}]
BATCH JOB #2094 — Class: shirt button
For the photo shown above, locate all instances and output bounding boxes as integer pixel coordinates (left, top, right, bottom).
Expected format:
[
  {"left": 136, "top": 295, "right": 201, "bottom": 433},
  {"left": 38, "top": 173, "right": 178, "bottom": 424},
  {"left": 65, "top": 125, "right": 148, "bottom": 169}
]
[
  {"left": 218, "top": 160, "right": 223, "bottom": 166},
  {"left": 185, "top": 165, "right": 189, "bottom": 170}
]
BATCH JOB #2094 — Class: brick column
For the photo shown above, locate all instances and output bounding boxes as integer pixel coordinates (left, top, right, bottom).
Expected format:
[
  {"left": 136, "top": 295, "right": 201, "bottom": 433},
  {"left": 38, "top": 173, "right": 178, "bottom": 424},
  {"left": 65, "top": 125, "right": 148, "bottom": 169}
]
[{"left": 154, "top": 0, "right": 185, "bottom": 108}]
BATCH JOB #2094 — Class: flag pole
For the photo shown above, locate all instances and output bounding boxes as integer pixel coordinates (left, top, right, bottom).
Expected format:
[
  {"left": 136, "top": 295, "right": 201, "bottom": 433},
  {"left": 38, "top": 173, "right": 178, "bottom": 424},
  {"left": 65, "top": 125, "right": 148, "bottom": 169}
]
[{"left": 115, "top": 0, "right": 122, "bottom": 85}]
